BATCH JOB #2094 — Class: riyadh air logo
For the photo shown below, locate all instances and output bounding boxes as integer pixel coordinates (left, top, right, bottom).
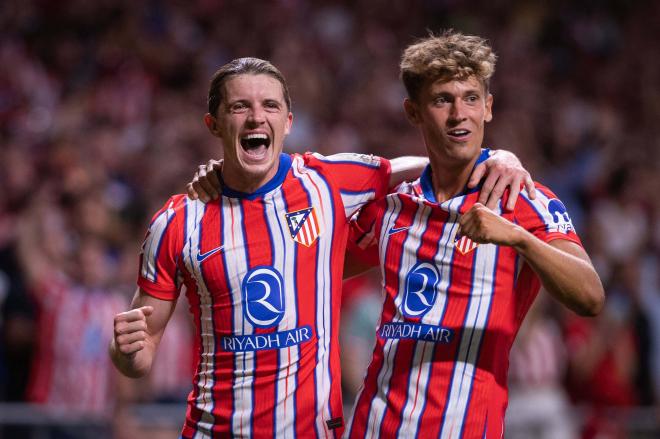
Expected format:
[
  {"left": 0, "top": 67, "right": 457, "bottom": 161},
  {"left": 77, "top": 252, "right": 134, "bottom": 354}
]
[
  {"left": 242, "top": 267, "right": 285, "bottom": 328},
  {"left": 285, "top": 207, "right": 322, "bottom": 247},
  {"left": 547, "top": 199, "right": 574, "bottom": 234},
  {"left": 402, "top": 262, "right": 440, "bottom": 318}
]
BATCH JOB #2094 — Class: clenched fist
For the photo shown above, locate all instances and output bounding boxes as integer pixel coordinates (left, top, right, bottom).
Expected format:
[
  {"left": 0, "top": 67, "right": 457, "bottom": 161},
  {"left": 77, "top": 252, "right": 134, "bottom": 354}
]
[
  {"left": 458, "top": 203, "right": 524, "bottom": 247},
  {"left": 113, "top": 306, "right": 153, "bottom": 357}
]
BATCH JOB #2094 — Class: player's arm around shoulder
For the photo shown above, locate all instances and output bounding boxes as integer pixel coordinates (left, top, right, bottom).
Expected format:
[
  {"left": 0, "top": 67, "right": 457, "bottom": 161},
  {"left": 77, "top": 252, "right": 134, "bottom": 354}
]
[
  {"left": 459, "top": 196, "right": 605, "bottom": 317},
  {"left": 109, "top": 288, "right": 177, "bottom": 378}
]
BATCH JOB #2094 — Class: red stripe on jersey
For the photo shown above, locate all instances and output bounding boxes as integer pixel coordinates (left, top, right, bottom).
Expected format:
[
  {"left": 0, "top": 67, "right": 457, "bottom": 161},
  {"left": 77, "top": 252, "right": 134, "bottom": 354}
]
[{"left": 240, "top": 198, "right": 279, "bottom": 435}]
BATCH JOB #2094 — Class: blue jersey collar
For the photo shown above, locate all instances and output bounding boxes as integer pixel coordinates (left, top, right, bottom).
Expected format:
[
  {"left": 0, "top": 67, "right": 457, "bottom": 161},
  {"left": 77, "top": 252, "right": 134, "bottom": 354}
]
[
  {"left": 221, "top": 153, "right": 292, "bottom": 200},
  {"left": 420, "top": 148, "right": 491, "bottom": 203}
]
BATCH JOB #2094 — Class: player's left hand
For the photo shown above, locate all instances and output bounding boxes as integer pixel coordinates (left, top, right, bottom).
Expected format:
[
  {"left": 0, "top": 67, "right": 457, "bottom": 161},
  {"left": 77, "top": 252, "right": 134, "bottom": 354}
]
[
  {"left": 459, "top": 203, "right": 523, "bottom": 246},
  {"left": 467, "top": 150, "right": 535, "bottom": 211}
]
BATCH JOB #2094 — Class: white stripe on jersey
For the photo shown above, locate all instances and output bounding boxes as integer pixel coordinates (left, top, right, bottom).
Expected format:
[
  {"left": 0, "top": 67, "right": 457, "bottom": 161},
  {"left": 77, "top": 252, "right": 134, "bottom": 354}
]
[
  {"left": 141, "top": 201, "right": 175, "bottom": 282},
  {"left": 439, "top": 207, "right": 500, "bottom": 439},
  {"left": 520, "top": 188, "right": 561, "bottom": 232},
  {"left": 351, "top": 195, "right": 400, "bottom": 438},
  {"left": 397, "top": 197, "right": 463, "bottom": 436},
  {"left": 292, "top": 157, "right": 335, "bottom": 437},
  {"left": 340, "top": 189, "right": 377, "bottom": 218},
  {"left": 266, "top": 189, "right": 299, "bottom": 438},
  {"left": 181, "top": 199, "right": 217, "bottom": 437},
  {"left": 220, "top": 197, "right": 255, "bottom": 438},
  {"left": 311, "top": 152, "right": 381, "bottom": 168},
  {"left": 364, "top": 195, "right": 434, "bottom": 438}
]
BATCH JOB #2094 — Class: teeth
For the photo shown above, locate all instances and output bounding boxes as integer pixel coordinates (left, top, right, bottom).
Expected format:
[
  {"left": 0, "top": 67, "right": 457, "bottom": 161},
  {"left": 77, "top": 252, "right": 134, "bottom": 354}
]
[
  {"left": 450, "top": 130, "right": 469, "bottom": 135},
  {"left": 243, "top": 133, "right": 268, "bottom": 140}
]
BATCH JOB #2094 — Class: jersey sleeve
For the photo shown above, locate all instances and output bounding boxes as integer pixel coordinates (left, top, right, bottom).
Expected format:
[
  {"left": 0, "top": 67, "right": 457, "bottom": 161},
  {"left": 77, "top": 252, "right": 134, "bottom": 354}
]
[
  {"left": 347, "top": 198, "right": 385, "bottom": 267},
  {"left": 513, "top": 183, "right": 582, "bottom": 246},
  {"left": 304, "top": 152, "right": 391, "bottom": 218},
  {"left": 137, "top": 194, "right": 186, "bottom": 300}
]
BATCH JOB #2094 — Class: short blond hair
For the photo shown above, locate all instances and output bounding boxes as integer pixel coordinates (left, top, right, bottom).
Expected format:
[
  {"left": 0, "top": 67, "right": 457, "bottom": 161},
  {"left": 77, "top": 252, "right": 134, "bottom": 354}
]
[{"left": 400, "top": 30, "right": 497, "bottom": 101}]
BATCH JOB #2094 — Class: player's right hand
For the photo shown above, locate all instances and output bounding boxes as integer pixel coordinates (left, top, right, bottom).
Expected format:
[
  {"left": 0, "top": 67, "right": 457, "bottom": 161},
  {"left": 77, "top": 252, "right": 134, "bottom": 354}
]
[
  {"left": 113, "top": 306, "right": 154, "bottom": 356},
  {"left": 186, "top": 159, "right": 223, "bottom": 202}
]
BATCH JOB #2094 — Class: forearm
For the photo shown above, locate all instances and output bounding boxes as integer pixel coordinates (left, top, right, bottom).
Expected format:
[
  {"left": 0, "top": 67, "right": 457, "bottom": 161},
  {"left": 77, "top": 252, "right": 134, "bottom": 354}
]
[
  {"left": 109, "top": 337, "right": 156, "bottom": 378},
  {"left": 512, "top": 229, "right": 604, "bottom": 316},
  {"left": 389, "top": 156, "right": 429, "bottom": 188}
]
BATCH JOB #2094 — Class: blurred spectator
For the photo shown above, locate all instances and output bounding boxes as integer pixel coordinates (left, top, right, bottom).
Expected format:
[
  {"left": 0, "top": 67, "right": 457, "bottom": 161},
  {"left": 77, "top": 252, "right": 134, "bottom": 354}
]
[{"left": 506, "top": 296, "right": 578, "bottom": 439}]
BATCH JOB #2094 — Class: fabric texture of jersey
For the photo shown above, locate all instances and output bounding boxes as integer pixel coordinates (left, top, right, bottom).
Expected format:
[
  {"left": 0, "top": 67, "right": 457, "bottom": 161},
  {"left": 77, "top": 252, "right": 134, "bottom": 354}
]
[
  {"left": 346, "top": 153, "right": 581, "bottom": 439},
  {"left": 137, "top": 152, "right": 390, "bottom": 438}
]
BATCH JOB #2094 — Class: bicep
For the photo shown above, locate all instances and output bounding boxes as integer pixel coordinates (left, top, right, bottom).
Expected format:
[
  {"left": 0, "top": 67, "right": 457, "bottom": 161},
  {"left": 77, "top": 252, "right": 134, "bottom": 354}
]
[{"left": 548, "top": 239, "right": 593, "bottom": 266}]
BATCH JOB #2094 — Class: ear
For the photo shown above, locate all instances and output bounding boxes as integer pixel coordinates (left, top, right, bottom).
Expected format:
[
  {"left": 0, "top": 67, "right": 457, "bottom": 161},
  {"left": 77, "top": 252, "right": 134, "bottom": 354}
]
[
  {"left": 204, "top": 113, "right": 222, "bottom": 137},
  {"left": 284, "top": 112, "right": 293, "bottom": 136},
  {"left": 484, "top": 93, "right": 493, "bottom": 123},
  {"left": 403, "top": 98, "right": 421, "bottom": 125}
]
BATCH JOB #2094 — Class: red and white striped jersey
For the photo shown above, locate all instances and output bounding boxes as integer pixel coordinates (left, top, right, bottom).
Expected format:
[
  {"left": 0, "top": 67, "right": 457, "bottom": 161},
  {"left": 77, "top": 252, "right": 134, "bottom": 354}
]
[
  {"left": 347, "top": 155, "right": 582, "bottom": 439},
  {"left": 137, "top": 152, "right": 390, "bottom": 438}
]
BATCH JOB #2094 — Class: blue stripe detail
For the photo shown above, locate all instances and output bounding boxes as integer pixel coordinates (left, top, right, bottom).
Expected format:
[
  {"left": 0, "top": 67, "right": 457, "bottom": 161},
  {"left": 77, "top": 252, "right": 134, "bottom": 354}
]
[
  {"left": 237, "top": 200, "right": 257, "bottom": 436},
  {"left": 307, "top": 166, "right": 340, "bottom": 433},
  {"left": 357, "top": 197, "right": 401, "bottom": 439},
  {"left": 438, "top": 208, "right": 481, "bottom": 438},
  {"left": 394, "top": 201, "right": 433, "bottom": 438},
  {"left": 197, "top": 204, "right": 218, "bottom": 431},
  {"left": 263, "top": 197, "right": 282, "bottom": 436},
  {"left": 419, "top": 148, "right": 491, "bottom": 203},
  {"left": 145, "top": 208, "right": 177, "bottom": 282},
  {"left": 314, "top": 156, "right": 380, "bottom": 169},
  {"left": 340, "top": 189, "right": 377, "bottom": 212},
  {"left": 412, "top": 201, "right": 459, "bottom": 438},
  {"left": 456, "top": 246, "right": 499, "bottom": 439},
  {"left": 481, "top": 412, "right": 488, "bottom": 438},
  {"left": 189, "top": 202, "right": 217, "bottom": 436},
  {"left": 218, "top": 199, "right": 237, "bottom": 434},
  {"left": 339, "top": 188, "right": 377, "bottom": 196},
  {"left": 518, "top": 192, "right": 549, "bottom": 232},
  {"left": 375, "top": 197, "right": 408, "bottom": 439},
  {"left": 279, "top": 181, "right": 301, "bottom": 436},
  {"left": 220, "top": 154, "right": 292, "bottom": 200}
]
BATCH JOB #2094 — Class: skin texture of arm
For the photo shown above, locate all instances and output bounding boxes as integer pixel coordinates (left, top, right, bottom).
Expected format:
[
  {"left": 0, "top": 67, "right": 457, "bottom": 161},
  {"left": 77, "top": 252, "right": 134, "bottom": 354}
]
[
  {"left": 109, "top": 288, "right": 177, "bottom": 378},
  {"left": 459, "top": 203, "right": 605, "bottom": 316},
  {"left": 388, "top": 156, "right": 429, "bottom": 188}
]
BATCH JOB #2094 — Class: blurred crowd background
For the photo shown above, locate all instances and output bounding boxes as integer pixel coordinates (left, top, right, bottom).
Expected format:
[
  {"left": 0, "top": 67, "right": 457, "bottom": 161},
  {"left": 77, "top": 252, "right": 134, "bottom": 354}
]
[{"left": 1, "top": 0, "right": 659, "bottom": 437}]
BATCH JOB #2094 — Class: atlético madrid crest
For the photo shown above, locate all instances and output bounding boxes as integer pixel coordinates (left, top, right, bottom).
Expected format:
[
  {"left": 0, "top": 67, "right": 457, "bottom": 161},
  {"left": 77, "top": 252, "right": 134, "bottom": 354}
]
[
  {"left": 285, "top": 207, "right": 323, "bottom": 247},
  {"left": 454, "top": 233, "right": 478, "bottom": 255}
]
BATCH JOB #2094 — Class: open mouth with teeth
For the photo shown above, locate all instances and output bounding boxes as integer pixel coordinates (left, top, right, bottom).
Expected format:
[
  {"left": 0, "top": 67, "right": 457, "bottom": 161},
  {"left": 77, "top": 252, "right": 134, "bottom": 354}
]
[
  {"left": 447, "top": 129, "right": 471, "bottom": 140},
  {"left": 240, "top": 133, "right": 271, "bottom": 157}
]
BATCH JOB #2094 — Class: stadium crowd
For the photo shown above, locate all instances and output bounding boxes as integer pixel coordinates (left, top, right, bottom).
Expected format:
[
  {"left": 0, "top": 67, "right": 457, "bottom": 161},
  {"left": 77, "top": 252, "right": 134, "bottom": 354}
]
[{"left": 1, "top": 0, "right": 659, "bottom": 437}]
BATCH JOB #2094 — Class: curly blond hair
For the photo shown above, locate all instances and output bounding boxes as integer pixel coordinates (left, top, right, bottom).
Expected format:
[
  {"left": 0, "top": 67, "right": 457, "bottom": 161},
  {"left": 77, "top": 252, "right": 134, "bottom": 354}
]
[{"left": 400, "top": 30, "right": 497, "bottom": 101}]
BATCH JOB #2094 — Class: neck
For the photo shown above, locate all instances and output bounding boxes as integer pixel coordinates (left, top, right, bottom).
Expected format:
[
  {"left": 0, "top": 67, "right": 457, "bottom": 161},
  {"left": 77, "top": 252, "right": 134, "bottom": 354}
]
[
  {"left": 428, "top": 152, "right": 481, "bottom": 203},
  {"left": 221, "top": 165, "right": 276, "bottom": 194}
]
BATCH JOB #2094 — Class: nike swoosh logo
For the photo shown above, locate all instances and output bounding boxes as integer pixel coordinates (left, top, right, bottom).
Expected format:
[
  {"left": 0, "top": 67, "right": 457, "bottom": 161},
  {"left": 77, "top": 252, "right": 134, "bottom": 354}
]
[
  {"left": 388, "top": 226, "right": 410, "bottom": 235},
  {"left": 196, "top": 246, "right": 224, "bottom": 263}
]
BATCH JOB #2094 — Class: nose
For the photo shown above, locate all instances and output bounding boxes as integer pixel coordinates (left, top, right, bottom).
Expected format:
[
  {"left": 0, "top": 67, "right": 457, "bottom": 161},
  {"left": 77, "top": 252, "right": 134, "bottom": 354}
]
[
  {"left": 448, "top": 100, "right": 467, "bottom": 122},
  {"left": 247, "top": 105, "right": 266, "bottom": 125}
]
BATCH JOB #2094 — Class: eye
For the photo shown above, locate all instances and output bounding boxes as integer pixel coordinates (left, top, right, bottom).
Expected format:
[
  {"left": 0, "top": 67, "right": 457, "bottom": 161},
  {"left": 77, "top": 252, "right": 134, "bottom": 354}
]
[
  {"left": 264, "top": 100, "right": 281, "bottom": 111},
  {"left": 465, "top": 95, "right": 479, "bottom": 104},
  {"left": 231, "top": 102, "right": 248, "bottom": 112},
  {"left": 434, "top": 96, "right": 448, "bottom": 105}
]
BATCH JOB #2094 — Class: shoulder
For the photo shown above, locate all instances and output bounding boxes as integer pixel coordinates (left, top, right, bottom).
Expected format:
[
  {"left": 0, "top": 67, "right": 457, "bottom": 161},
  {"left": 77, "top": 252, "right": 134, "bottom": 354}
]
[
  {"left": 514, "top": 182, "right": 577, "bottom": 234},
  {"left": 299, "top": 152, "right": 386, "bottom": 169}
]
